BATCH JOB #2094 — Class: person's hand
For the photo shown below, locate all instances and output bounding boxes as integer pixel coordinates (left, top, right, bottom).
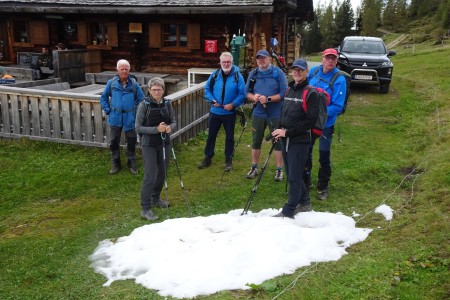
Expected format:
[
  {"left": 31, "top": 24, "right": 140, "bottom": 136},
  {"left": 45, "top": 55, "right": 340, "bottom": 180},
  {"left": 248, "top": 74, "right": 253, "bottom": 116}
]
[
  {"left": 165, "top": 125, "right": 172, "bottom": 133},
  {"left": 223, "top": 103, "right": 233, "bottom": 111},
  {"left": 212, "top": 100, "right": 220, "bottom": 107},
  {"left": 260, "top": 95, "right": 268, "bottom": 105},
  {"left": 253, "top": 94, "right": 261, "bottom": 103},
  {"left": 158, "top": 122, "right": 167, "bottom": 133},
  {"left": 272, "top": 129, "right": 286, "bottom": 142}
]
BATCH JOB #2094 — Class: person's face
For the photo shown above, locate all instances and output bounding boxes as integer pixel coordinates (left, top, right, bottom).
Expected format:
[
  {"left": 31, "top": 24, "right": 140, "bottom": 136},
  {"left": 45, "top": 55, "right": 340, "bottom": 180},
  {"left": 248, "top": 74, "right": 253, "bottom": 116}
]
[
  {"left": 322, "top": 55, "right": 338, "bottom": 73},
  {"left": 220, "top": 57, "right": 233, "bottom": 73},
  {"left": 149, "top": 85, "right": 164, "bottom": 101},
  {"left": 291, "top": 67, "right": 308, "bottom": 84},
  {"left": 256, "top": 56, "right": 271, "bottom": 70},
  {"left": 117, "top": 64, "right": 130, "bottom": 81}
]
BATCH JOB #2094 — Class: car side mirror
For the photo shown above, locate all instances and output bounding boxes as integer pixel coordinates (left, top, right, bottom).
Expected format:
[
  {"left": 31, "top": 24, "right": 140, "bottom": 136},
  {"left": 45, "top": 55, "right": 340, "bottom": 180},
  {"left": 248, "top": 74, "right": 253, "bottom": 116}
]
[{"left": 388, "top": 50, "right": 396, "bottom": 57}]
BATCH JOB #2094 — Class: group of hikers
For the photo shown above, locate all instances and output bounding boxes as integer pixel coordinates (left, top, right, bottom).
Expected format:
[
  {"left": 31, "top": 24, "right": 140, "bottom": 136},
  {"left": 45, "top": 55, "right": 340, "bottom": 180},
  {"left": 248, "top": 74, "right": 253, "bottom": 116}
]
[{"left": 100, "top": 47, "right": 347, "bottom": 221}]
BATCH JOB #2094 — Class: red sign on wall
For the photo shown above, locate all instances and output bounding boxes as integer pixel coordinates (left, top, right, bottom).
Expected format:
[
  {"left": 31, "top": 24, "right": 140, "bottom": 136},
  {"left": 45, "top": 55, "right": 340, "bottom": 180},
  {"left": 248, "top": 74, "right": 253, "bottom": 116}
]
[{"left": 204, "top": 40, "right": 217, "bottom": 53}]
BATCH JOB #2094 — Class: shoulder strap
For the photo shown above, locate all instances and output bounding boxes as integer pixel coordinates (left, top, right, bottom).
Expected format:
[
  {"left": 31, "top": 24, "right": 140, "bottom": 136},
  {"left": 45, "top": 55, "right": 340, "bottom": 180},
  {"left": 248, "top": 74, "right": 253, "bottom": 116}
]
[
  {"left": 110, "top": 76, "right": 118, "bottom": 96},
  {"left": 301, "top": 85, "right": 314, "bottom": 112},
  {"left": 328, "top": 71, "right": 344, "bottom": 91},
  {"left": 209, "top": 68, "right": 221, "bottom": 90}
]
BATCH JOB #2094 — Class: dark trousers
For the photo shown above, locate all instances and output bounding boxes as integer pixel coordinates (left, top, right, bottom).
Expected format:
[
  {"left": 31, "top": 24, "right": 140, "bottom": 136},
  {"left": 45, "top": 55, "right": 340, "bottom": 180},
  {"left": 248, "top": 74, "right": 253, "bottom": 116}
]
[
  {"left": 281, "top": 141, "right": 310, "bottom": 217},
  {"left": 305, "top": 126, "right": 333, "bottom": 190},
  {"left": 109, "top": 126, "right": 137, "bottom": 165},
  {"left": 204, "top": 113, "right": 236, "bottom": 161},
  {"left": 140, "top": 144, "right": 170, "bottom": 211}
]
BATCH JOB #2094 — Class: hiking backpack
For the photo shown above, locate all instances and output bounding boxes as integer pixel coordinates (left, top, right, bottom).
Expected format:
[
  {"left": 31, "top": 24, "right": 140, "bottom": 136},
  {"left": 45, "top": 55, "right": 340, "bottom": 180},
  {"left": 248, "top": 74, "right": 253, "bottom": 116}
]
[
  {"left": 209, "top": 68, "right": 239, "bottom": 91},
  {"left": 110, "top": 75, "right": 138, "bottom": 99},
  {"left": 311, "top": 68, "right": 351, "bottom": 115},
  {"left": 302, "top": 85, "right": 331, "bottom": 137}
]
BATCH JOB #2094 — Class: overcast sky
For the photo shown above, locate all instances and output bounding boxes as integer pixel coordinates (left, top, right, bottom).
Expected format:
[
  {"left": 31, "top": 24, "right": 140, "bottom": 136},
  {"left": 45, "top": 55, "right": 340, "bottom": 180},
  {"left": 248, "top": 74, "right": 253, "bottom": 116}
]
[{"left": 90, "top": 205, "right": 393, "bottom": 299}]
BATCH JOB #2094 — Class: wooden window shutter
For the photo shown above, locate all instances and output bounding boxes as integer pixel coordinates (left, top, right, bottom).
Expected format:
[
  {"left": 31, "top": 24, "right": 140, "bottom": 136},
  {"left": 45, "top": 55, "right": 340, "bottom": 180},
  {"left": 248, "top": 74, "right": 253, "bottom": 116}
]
[
  {"left": 149, "top": 23, "right": 161, "bottom": 48},
  {"left": 30, "top": 21, "right": 49, "bottom": 45},
  {"left": 107, "top": 22, "right": 118, "bottom": 47},
  {"left": 77, "top": 21, "right": 87, "bottom": 45},
  {"left": 187, "top": 23, "right": 200, "bottom": 50}
]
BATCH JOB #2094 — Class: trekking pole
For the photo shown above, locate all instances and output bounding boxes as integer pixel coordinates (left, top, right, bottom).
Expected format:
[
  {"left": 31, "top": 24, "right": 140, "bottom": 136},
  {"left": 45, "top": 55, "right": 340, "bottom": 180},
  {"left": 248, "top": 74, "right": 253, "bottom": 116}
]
[
  {"left": 218, "top": 104, "right": 255, "bottom": 186},
  {"left": 161, "top": 132, "right": 170, "bottom": 219},
  {"left": 241, "top": 141, "right": 276, "bottom": 215},
  {"left": 170, "top": 142, "right": 192, "bottom": 216}
]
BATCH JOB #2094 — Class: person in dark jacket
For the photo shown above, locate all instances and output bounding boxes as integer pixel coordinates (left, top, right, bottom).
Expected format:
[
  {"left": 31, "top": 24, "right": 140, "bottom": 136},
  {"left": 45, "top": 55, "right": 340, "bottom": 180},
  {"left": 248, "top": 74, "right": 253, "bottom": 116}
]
[
  {"left": 272, "top": 59, "right": 320, "bottom": 218},
  {"left": 100, "top": 59, "right": 145, "bottom": 175},
  {"left": 198, "top": 52, "right": 245, "bottom": 171},
  {"left": 135, "top": 77, "right": 176, "bottom": 221}
]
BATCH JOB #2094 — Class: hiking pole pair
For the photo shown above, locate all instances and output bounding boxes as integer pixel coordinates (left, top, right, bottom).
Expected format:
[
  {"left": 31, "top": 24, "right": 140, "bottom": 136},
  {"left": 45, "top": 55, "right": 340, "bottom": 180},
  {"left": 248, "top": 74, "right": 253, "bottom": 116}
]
[
  {"left": 218, "top": 104, "right": 255, "bottom": 186},
  {"left": 170, "top": 140, "right": 192, "bottom": 216},
  {"left": 161, "top": 132, "right": 171, "bottom": 219},
  {"left": 241, "top": 140, "right": 277, "bottom": 215}
]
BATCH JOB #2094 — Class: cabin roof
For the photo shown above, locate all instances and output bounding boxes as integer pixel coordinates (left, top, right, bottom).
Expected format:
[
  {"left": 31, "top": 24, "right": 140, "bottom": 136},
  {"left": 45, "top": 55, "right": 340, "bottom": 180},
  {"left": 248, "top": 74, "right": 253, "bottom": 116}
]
[{"left": 0, "top": 0, "right": 279, "bottom": 14}]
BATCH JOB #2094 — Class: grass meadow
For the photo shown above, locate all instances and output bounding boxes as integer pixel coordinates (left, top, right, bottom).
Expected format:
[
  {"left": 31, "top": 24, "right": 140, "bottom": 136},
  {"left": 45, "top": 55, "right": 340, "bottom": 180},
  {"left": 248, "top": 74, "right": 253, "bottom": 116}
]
[{"left": 0, "top": 44, "right": 449, "bottom": 299}]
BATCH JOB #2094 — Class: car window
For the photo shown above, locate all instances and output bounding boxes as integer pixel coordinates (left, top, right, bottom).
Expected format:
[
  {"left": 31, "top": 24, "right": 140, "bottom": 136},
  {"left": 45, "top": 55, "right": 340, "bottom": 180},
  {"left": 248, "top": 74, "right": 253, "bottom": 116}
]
[{"left": 342, "top": 40, "right": 386, "bottom": 54}]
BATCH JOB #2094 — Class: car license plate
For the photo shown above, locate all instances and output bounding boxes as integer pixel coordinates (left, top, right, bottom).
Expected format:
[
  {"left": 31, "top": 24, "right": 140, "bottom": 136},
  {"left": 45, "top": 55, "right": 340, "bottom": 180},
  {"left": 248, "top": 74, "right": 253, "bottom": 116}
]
[{"left": 355, "top": 75, "right": 372, "bottom": 80}]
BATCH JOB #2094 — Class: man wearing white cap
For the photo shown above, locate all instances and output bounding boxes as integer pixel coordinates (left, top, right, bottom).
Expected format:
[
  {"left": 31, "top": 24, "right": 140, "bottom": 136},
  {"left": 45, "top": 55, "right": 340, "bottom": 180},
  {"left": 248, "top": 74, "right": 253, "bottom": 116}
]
[
  {"left": 244, "top": 49, "right": 288, "bottom": 181},
  {"left": 306, "top": 48, "right": 347, "bottom": 200}
]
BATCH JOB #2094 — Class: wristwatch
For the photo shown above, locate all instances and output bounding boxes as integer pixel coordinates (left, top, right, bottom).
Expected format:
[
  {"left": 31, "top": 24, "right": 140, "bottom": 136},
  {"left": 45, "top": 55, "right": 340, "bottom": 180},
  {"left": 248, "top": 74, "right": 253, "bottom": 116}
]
[{"left": 267, "top": 96, "right": 272, "bottom": 103}]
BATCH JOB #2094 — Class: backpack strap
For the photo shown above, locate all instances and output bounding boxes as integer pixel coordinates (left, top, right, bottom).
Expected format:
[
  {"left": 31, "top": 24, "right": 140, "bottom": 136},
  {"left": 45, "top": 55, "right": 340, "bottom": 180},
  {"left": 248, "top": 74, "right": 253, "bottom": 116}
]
[
  {"left": 301, "top": 85, "right": 314, "bottom": 113},
  {"left": 110, "top": 75, "right": 137, "bottom": 99},
  {"left": 209, "top": 68, "right": 221, "bottom": 91}
]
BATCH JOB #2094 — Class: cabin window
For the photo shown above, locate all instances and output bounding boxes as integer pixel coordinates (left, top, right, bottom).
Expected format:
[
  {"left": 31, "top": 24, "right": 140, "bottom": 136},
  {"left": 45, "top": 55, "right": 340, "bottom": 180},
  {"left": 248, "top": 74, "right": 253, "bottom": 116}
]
[
  {"left": 13, "top": 21, "right": 29, "bottom": 43},
  {"left": 11, "top": 20, "right": 49, "bottom": 46},
  {"left": 85, "top": 21, "right": 117, "bottom": 48},
  {"left": 163, "top": 23, "right": 187, "bottom": 47},
  {"left": 149, "top": 22, "right": 200, "bottom": 51}
]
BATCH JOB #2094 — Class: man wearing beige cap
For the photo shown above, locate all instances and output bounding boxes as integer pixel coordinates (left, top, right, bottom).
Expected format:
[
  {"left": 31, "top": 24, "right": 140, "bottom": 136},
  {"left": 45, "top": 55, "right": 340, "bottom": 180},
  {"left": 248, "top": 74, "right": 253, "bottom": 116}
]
[{"left": 306, "top": 48, "right": 347, "bottom": 201}]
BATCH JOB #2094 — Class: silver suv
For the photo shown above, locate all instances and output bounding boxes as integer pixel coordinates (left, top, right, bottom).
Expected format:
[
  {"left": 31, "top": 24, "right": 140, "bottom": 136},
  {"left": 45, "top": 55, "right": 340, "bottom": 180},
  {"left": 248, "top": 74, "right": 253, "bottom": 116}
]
[{"left": 337, "top": 36, "right": 396, "bottom": 94}]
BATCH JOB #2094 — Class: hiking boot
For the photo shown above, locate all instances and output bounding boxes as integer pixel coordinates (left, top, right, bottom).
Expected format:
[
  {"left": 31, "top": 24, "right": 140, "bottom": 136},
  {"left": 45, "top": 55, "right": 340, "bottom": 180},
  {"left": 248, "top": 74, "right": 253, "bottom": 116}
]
[
  {"left": 224, "top": 160, "right": 233, "bottom": 172},
  {"left": 198, "top": 156, "right": 212, "bottom": 169},
  {"left": 246, "top": 166, "right": 258, "bottom": 179},
  {"left": 128, "top": 160, "right": 138, "bottom": 175},
  {"left": 152, "top": 198, "right": 170, "bottom": 208},
  {"left": 274, "top": 169, "right": 284, "bottom": 181},
  {"left": 273, "top": 212, "right": 294, "bottom": 219},
  {"left": 109, "top": 162, "right": 121, "bottom": 175},
  {"left": 294, "top": 203, "right": 312, "bottom": 214},
  {"left": 141, "top": 210, "right": 159, "bottom": 221},
  {"left": 316, "top": 189, "right": 328, "bottom": 201}
]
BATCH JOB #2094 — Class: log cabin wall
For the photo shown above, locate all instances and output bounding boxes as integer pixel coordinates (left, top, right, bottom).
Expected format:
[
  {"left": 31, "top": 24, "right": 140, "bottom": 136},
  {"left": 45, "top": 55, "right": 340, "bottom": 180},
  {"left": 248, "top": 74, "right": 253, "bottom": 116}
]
[{"left": 0, "top": 0, "right": 314, "bottom": 75}]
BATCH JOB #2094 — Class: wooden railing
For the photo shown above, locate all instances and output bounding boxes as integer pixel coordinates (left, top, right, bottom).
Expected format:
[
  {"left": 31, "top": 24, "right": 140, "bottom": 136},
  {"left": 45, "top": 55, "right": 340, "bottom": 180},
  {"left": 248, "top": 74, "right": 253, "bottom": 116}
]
[{"left": 0, "top": 83, "right": 209, "bottom": 147}]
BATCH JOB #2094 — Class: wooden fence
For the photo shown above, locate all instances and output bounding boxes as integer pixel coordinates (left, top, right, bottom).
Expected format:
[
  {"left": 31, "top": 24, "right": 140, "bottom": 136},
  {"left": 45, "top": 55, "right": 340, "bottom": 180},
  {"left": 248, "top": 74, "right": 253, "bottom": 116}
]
[{"left": 0, "top": 83, "right": 209, "bottom": 147}]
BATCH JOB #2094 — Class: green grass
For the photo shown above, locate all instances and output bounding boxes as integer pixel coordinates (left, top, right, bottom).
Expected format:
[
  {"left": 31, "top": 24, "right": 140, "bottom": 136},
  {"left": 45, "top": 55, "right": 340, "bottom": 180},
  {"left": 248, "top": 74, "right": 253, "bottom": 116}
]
[{"left": 1, "top": 43, "right": 449, "bottom": 299}]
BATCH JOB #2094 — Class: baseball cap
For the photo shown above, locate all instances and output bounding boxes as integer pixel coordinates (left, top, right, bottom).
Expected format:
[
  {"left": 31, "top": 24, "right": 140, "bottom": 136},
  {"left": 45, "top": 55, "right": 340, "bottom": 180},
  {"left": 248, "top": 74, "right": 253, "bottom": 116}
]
[
  {"left": 256, "top": 49, "right": 270, "bottom": 58},
  {"left": 322, "top": 48, "right": 338, "bottom": 57},
  {"left": 291, "top": 59, "right": 308, "bottom": 70}
]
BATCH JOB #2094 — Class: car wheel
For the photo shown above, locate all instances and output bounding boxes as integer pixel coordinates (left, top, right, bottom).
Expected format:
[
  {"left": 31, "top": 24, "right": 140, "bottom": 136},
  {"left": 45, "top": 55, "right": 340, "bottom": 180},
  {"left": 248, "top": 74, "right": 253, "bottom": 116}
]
[{"left": 380, "top": 84, "right": 390, "bottom": 94}]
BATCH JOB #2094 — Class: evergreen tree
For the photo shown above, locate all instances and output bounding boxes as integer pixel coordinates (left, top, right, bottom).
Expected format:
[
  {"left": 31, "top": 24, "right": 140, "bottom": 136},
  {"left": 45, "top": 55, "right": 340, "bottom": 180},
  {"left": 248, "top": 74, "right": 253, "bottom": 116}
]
[
  {"left": 303, "top": 12, "right": 322, "bottom": 54},
  {"left": 320, "top": 4, "right": 337, "bottom": 48},
  {"left": 383, "top": 0, "right": 396, "bottom": 27},
  {"left": 335, "top": 0, "right": 355, "bottom": 43}
]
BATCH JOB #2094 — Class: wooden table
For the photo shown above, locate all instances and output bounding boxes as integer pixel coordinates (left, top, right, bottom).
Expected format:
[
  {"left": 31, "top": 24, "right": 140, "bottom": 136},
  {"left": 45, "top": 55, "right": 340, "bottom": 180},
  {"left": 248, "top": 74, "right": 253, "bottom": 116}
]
[
  {"left": 187, "top": 68, "right": 216, "bottom": 87},
  {"left": 68, "top": 84, "right": 106, "bottom": 95}
]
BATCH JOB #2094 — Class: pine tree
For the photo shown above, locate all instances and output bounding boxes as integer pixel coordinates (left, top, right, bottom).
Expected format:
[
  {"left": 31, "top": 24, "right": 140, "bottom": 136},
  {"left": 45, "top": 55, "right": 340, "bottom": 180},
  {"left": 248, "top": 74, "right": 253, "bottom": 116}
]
[{"left": 335, "top": 0, "right": 355, "bottom": 44}]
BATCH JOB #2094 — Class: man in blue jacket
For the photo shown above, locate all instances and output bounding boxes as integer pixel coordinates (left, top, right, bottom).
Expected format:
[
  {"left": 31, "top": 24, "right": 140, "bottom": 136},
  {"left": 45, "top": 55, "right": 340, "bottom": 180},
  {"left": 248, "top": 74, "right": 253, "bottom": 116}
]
[
  {"left": 245, "top": 49, "right": 288, "bottom": 181},
  {"left": 100, "top": 59, "right": 145, "bottom": 175},
  {"left": 307, "top": 48, "right": 347, "bottom": 200},
  {"left": 198, "top": 52, "right": 246, "bottom": 171}
]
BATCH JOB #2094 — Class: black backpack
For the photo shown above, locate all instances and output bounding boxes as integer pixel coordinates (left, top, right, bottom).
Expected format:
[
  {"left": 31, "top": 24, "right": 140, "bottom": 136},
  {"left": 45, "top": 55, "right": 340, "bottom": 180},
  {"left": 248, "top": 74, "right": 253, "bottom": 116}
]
[{"left": 311, "top": 68, "right": 351, "bottom": 115}]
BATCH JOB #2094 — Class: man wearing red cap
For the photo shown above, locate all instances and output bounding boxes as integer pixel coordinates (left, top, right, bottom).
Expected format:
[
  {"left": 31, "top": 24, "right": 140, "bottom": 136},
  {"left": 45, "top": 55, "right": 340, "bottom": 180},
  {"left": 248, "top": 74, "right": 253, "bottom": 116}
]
[{"left": 306, "top": 48, "right": 347, "bottom": 200}]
